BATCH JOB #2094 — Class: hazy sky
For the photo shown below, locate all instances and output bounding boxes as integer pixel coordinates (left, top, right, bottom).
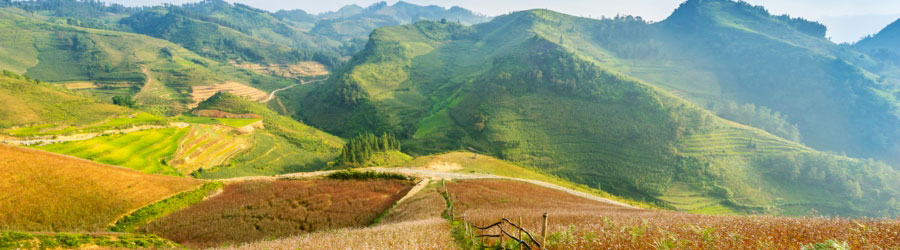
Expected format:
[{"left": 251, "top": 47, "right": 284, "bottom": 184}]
[{"left": 105, "top": 0, "right": 900, "bottom": 43}]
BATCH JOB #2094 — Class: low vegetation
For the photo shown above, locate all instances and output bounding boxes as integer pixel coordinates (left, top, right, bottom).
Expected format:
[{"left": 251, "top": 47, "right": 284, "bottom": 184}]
[
  {"left": 34, "top": 127, "right": 190, "bottom": 175},
  {"left": 142, "top": 179, "right": 413, "bottom": 248},
  {"left": 447, "top": 179, "right": 900, "bottom": 249},
  {"left": 327, "top": 169, "right": 409, "bottom": 181},
  {"left": 336, "top": 132, "right": 403, "bottom": 167},
  {"left": 109, "top": 182, "right": 224, "bottom": 233},
  {"left": 0, "top": 70, "right": 129, "bottom": 129},
  {"left": 192, "top": 132, "right": 329, "bottom": 178},
  {"left": 0, "top": 144, "right": 199, "bottom": 232},
  {"left": 218, "top": 218, "right": 455, "bottom": 250},
  {"left": 0, "top": 231, "right": 179, "bottom": 249}
]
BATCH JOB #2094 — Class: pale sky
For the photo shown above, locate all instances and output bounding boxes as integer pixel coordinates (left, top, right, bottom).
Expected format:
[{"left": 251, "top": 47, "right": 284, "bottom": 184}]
[{"left": 106, "top": 0, "right": 900, "bottom": 43}]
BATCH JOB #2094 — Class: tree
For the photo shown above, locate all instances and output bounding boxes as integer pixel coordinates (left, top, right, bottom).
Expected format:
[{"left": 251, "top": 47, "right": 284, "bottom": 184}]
[{"left": 112, "top": 95, "right": 136, "bottom": 108}]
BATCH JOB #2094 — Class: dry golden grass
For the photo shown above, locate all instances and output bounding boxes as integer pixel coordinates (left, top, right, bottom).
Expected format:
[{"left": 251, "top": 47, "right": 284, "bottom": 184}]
[
  {"left": 190, "top": 82, "right": 268, "bottom": 109},
  {"left": 232, "top": 61, "right": 329, "bottom": 77},
  {"left": 448, "top": 179, "right": 900, "bottom": 249},
  {"left": 144, "top": 179, "right": 413, "bottom": 249},
  {"left": 379, "top": 184, "right": 448, "bottom": 225},
  {"left": 217, "top": 218, "right": 455, "bottom": 250},
  {"left": 0, "top": 144, "right": 199, "bottom": 232}
]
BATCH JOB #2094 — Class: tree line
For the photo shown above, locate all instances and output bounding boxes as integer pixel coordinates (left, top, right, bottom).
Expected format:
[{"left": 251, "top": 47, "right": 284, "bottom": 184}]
[{"left": 337, "top": 132, "right": 401, "bottom": 166}]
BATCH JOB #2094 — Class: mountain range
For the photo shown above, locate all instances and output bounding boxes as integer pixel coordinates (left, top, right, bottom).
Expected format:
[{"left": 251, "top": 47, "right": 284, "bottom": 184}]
[{"left": 1, "top": 0, "right": 900, "bottom": 220}]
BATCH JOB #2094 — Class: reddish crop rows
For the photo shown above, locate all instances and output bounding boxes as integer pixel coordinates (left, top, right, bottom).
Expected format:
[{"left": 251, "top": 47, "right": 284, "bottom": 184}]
[
  {"left": 448, "top": 179, "right": 900, "bottom": 249},
  {"left": 143, "top": 179, "right": 413, "bottom": 248}
]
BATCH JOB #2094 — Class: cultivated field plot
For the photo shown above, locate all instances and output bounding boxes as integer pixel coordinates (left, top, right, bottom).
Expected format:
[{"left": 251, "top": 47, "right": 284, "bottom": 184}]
[
  {"left": 233, "top": 61, "right": 329, "bottom": 78},
  {"left": 142, "top": 179, "right": 414, "bottom": 248},
  {"left": 448, "top": 179, "right": 900, "bottom": 249},
  {"left": 227, "top": 183, "right": 456, "bottom": 250},
  {"left": 34, "top": 127, "right": 189, "bottom": 175},
  {"left": 221, "top": 218, "right": 454, "bottom": 250},
  {"left": 0, "top": 144, "right": 199, "bottom": 232},
  {"left": 169, "top": 125, "right": 252, "bottom": 175},
  {"left": 190, "top": 82, "right": 268, "bottom": 108}
]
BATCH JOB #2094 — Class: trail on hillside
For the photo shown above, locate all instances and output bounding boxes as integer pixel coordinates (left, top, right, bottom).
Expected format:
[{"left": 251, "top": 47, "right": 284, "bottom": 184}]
[
  {"left": 261, "top": 77, "right": 329, "bottom": 103},
  {"left": 215, "top": 167, "right": 635, "bottom": 209}
]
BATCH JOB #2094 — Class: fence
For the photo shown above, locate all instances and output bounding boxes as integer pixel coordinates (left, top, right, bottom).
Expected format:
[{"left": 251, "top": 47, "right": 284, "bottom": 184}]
[{"left": 462, "top": 214, "right": 548, "bottom": 250}]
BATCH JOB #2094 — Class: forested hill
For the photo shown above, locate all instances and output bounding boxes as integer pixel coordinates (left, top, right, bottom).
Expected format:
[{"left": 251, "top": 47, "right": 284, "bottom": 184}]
[{"left": 291, "top": 9, "right": 900, "bottom": 217}]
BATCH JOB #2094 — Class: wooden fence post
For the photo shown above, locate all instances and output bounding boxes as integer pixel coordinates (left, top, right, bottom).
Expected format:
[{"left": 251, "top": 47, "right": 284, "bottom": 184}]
[
  {"left": 541, "top": 213, "right": 548, "bottom": 249},
  {"left": 498, "top": 222, "right": 504, "bottom": 250},
  {"left": 518, "top": 216, "right": 523, "bottom": 249}
]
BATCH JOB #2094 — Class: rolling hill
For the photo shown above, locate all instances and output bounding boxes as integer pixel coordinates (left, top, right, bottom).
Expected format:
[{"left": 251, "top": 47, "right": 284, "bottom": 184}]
[
  {"left": 0, "top": 70, "right": 130, "bottom": 129},
  {"left": 310, "top": 1, "right": 490, "bottom": 42},
  {"left": 0, "top": 6, "right": 294, "bottom": 115},
  {"left": 0, "top": 144, "right": 200, "bottom": 232},
  {"left": 294, "top": 9, "right": 900, "bottom": 216}
]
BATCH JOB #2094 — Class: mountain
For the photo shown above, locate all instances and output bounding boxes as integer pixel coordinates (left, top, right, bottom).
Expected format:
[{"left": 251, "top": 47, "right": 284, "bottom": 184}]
[
  {"left": 292, "top": 8, "right": 900, "bottom": 216},
  {"left": 0, "top": 7, "right": 296, "bottom": 115},
  {"left": 310, "top": 1, "right": 491, "bottom": 42},
  {"left": 856, "top": 19, "right": 900, "bottom": 62}
]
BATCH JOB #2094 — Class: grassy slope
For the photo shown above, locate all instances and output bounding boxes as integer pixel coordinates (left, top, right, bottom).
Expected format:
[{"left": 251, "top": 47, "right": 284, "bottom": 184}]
[
  {"left": 0, "top": 144, "right": 199, "bottom": 232},
  {"left": 0, "top": 7, "right": 292, "bottom": 115},
  {"left": 34, "top": 127, "right": 189, "bottom": 175},
  {"left": 191, "top": 92, "right": 344, "bottom": 178},
  {"left": 0, "top": 71, "right": 130, "bottom": 129},
  {"left": 297, "top": 14, "right": 900, "bottom": 216}
]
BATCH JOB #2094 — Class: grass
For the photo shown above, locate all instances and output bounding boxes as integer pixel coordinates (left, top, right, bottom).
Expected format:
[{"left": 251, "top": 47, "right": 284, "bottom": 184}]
[
  {"left": 0, "top": 231, "right": 180, "bottom": 249},
  {"left": 169, "top": 124, "right": 252, "bottom": 175},
  {"left": 0, "top": 144, "right": 199, "bottom": 232},
  {"left": 192, "top": 132, "right": 329, "bottom": 178},
  {"left": 217, "top": 218, "right": 456, "bottom": 250},
  {"left": 6, "top": 112, "right": 165, "bottom": 137},
  {"left": 0, "top": 71, "right": 130, "bottom": 130},
  {"left": 33, "top": 127, "right": 189, "bottom": 175},
  {"left": 327, "top": 169, "right": 409, "bottom": 181},
  {"left": 142, "top": 179, "right": 414, "bottom": 248},
  {"left": 174, "top": 115, "right": 261, "bottom": 128},
  {"left": 447, "top": 179, "right": 900, "bottom": 249},
  {"left": 400, "top": 152, "right": 654, "bottom": 209},
  {"left": 109, "top": 182, "right": 224, "bottom": 233}
]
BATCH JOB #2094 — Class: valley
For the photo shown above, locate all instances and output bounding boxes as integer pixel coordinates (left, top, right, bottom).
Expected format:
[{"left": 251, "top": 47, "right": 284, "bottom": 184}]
[{"left": 2, "top": 0, "right": 900, "bottom": 249}]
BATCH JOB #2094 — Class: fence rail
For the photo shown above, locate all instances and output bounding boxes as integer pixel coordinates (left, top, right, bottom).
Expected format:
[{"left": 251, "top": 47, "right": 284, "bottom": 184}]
[{"left": 462, "top": 213, "right": 548, "bottom": 250}]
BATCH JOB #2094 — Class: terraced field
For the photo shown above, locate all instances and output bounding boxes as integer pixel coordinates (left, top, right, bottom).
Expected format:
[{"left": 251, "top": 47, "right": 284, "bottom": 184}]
[
  {"left": 169, "top": 125, "right": 252, "bottom": 175},
  {"left": 0, "top": 144, "right": 199, "bottom": 232},
  {"left": 678, "top": 126, "right": 809, "bottom": 156},
  {"left": 190, "top": 82, "right": 268, "bottom": 109},
  {"left": 193, "top": 133, "right": 328, "bottom": 179},
  {"left": 34, "top": 127, "right": 190, "bottom": 175}
]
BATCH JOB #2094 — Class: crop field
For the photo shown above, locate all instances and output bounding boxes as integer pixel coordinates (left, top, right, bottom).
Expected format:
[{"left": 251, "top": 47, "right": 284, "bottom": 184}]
[
  {"left": 193, "top": 132, "right": 330, "bottom": 178},
  {"left": 34, "top": 127, "right": 189, "bottom": 175},
  {"left": 6, "top": 112, "right": 165, "bottom": 137},
  {"left": 0, "top": 144, "right": 199, "bottom": 232},
  {"left": 678, "top": 126, "right": 808, "bottom": 156},
  {"left": 378, "top": 184, "right": 448, "bottom": 225},
  {"left": 220, "top": 218, "right": 455, "bottom": 250},
  {"left": 169, "top": 125, "right": 252, "bottom": 175},
  {"left": 232, "top": 61, "right": 330, "bottom": 77},
  {"left": 142, "top": 179, "right": 413, "bottom": 248},
  {"left": 447, "top": 179, "right": 900, "bottom": 249},
  {"left": 190, "top": 82, "right": 268, "bottom": 108},
  {"left": 401, "top": 152, "right": 647, "bottom": 208}
]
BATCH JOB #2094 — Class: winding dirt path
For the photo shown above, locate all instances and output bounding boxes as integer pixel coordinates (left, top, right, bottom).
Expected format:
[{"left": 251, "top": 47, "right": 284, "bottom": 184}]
[
  {"left": 261, "top": 78, "right": 329, "bottom": 103},
  {"left": 215, "top": 167, "right": 635, "bottom": 209}
]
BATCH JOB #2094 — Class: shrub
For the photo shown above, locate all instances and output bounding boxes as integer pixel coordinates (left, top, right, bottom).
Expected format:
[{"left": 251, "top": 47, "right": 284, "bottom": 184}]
[{"left": 327, "top": 170, "right": 408, "bottom": 181}]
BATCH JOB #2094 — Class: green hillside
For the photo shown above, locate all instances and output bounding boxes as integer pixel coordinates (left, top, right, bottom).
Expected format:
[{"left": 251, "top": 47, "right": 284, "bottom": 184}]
[
  {"left": 0, "top": 70, "right": 129, "bottom": 129},
  {"left": 294, "top": 13, "right": 900, "bottom": 216},
  {"left": 191, "top": 92, "right": 344, "bottom": 178},
  {"left": 0, "top": 7, "right": 293, "bottom": 115}
]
